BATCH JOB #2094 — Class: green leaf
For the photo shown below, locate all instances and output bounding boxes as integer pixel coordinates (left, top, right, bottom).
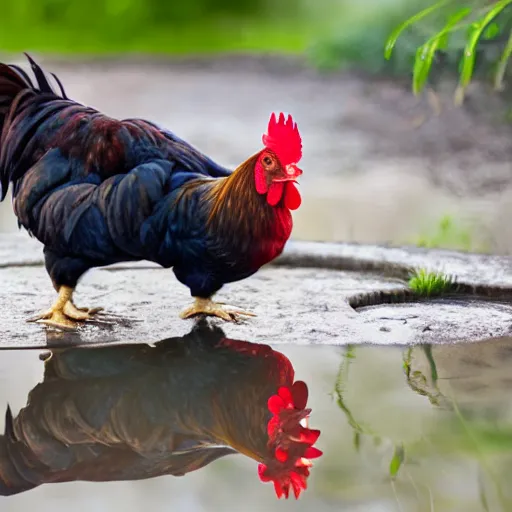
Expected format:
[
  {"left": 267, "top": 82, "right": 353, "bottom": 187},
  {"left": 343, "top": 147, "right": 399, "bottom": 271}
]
[
  {"left": 411, "top": 6, "right": 473, "bottom": 94},
  {"left": 422, "top": 344, "right": 438, "bottom": 383},
  {"left": 413, "top": 37, "right": 445, "bottom": 94},
  {"left": 460, "top": 24, "right": 480, "bottom": 89},
  {"left": 483, "top": 21, "right": 500, "bottom": 40},
  {"left": 384, "top": 0, "right": 451, "bottom": 60},
  {"left": 413, "top": 44, "right": 432, "bottom": 94},
  {"left": 438, "top": 7, "right": 473, "bottom": 50},
  {"left": 458, "top": 0, "right": 512, "bottom": 101},
  {"left": 353, "top": 431, "right": 361, "bottom": 452},
  {"left": 389, "top": 444, "right": 405, "bottom": 479},
  {"left": 495, "top": 29, "right": 512, "bottom": 91},
  {"left": 334, "top": 346, "right": 373, "bottom": 435}
]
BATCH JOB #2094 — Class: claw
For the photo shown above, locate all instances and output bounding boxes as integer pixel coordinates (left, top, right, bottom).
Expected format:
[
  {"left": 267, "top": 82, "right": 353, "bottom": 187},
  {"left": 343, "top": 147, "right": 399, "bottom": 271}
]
[
  {"left": 71, "top": 305, "right": 104, "bottom": 315},
  {"left": 27, "top": 309, "right": 79, "bottom": 331},
  {"left": 179, "top": 298, "right": 256, "bottom": 322},
  {"left": 63, "top": 301, "right": 103, "bottom": 320}
]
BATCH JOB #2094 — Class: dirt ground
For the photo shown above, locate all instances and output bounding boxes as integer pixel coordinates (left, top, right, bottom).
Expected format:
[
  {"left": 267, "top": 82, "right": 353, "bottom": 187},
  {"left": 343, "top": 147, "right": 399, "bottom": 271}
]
[{"left": 0, "top": 54, "right": 511, "bottom": 252}]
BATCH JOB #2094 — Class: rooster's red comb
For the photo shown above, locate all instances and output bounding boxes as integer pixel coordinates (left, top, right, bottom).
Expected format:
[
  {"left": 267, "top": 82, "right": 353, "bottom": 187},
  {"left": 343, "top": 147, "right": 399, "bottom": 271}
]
[
  {"left": 258, "top": 380, "right": 322, "bottom": 500},
  {"left": 262, "top": 112, "right": 302, "bottom": 166}
]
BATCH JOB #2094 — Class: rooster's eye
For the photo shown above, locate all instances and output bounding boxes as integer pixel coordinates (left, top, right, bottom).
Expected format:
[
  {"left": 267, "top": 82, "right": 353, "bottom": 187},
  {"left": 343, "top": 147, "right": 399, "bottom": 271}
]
[{"left": 263, "top": 156, "right": 273, "bottom": 166}]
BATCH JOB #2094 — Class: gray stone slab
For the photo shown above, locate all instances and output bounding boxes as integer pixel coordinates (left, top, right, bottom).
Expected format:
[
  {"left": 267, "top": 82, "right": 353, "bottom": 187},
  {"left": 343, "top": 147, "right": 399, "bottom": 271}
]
[
  {"left": 281, "top": 240, "right": 512, "bottom": 288},
  {"left": 1, "top": 234, "right": 512, "bottom": 348}
]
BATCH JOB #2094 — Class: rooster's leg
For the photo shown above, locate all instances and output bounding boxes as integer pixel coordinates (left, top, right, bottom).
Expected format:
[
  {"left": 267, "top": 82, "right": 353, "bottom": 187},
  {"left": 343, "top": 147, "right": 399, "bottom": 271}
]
[
  {"left": 179, "top": 297, "right": 256, "bottom": 322},
  {"left": 27, "top": 286, "right": 103, "bottom": 330}
]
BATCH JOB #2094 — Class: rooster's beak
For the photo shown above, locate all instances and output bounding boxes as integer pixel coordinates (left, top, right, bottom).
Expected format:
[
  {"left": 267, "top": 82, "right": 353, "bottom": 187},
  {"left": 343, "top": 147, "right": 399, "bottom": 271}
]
[
  {"left": 273, "top": 164, "right": 302, "bottom": 183},
  {"left": 286, "top": 164, "right": 302, "bottom": 179}
]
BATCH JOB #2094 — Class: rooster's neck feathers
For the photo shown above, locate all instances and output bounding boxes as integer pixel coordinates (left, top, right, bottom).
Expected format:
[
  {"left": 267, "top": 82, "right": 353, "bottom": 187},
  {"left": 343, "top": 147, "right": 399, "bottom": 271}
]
[{"left": 202, "top": 152, "right": 292, "bottom": 266}]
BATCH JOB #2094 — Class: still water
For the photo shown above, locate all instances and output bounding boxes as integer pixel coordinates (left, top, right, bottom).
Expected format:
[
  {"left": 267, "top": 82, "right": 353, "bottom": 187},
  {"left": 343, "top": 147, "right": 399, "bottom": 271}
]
[{"left": 0, "top": 324, "right": 511, "bottom": 512}]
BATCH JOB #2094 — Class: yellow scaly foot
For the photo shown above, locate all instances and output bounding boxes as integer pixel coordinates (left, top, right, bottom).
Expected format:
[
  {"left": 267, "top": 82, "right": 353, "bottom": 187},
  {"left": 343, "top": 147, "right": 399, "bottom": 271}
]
[
  {"left": 27, "top": 286, "right": 103, "bottom": 330},
  {"left": 179, "top": 297, "right": 256, "bottom": 322}
]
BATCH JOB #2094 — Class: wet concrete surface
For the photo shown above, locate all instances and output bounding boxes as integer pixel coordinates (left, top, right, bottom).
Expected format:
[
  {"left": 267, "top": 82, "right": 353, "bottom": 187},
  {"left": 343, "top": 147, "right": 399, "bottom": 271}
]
[{"left": 2, "top": 233, "right": 512, "bottom": 348}]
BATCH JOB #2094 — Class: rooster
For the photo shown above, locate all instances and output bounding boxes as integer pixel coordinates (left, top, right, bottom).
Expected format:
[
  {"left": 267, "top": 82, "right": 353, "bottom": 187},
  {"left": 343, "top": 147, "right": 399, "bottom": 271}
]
[
  {"left": 0, "top": 322, "right": 322, "bottom": 499},
  {"left": 0, "top": 54, "right": 303, "bottom": 329}
]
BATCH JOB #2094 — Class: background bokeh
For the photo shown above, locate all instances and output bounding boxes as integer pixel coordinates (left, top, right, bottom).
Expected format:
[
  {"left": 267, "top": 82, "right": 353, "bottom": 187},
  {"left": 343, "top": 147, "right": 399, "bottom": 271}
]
[
  {"left": 0, "top": 0, "right": 422, "bottom": 55},
  {"left": 0, "top": 0, "right": 511, "bottom": 253}
]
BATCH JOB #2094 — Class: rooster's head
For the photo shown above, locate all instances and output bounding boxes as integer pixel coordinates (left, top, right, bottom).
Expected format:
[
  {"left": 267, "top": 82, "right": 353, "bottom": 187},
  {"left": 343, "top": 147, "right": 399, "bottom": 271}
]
[
  {"left": 257, "top": 380, "right": 322, "bottom": 499},
  {"left": 254, "top": 112, "right": 303, "bottom": 210}
]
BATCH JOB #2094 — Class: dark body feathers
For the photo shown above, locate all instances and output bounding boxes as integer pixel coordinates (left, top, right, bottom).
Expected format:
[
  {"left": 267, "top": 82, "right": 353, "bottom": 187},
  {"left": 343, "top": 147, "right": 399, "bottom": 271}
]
[{"left": 0, "top": 55, "right": 282, "bottom": 298}]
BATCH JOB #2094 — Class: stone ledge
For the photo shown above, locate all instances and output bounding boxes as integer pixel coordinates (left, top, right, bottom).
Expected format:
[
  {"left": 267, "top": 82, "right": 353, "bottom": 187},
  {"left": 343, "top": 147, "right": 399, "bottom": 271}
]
[
  {"left": 1, "top": 234, "right": 511, "bottom": 349},
  {"left": 3, "top": 234, "right": 512, "bottom": 288},
  {"left": 280, "top": 240, "right": 512, "bottom": 288}
]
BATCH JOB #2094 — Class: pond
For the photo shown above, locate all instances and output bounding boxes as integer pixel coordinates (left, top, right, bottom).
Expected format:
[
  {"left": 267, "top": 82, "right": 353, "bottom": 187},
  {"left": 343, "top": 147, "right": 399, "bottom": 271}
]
[{"left": 1, "top": 323, "right": 511, "bottom": 512}]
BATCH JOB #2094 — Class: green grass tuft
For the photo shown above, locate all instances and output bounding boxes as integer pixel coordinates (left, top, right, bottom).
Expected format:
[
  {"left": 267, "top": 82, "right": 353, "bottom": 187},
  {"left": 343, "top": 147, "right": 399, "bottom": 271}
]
[{"left": 408, "top": 268, "right": 455, "bottom": 297}]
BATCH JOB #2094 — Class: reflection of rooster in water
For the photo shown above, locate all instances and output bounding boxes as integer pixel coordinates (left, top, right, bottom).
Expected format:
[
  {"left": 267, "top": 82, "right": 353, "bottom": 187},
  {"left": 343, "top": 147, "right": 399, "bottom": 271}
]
[{"left": 0, "top": 322, "right": 322, "bottom": 499}]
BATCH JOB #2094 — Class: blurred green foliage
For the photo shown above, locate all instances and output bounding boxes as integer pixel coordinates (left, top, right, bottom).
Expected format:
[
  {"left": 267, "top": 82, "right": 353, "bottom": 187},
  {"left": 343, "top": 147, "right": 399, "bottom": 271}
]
[
  {"left": 0, "top": 0, "right": 316, "bottom": 53},
  {"left": 308, "top": 0, "right": 512, "bottom": 93},
  {"left": 307, "top": 0, "right": 444, "bottom": 73},
  {"left": 3, "top": 0, "right": 510, "bottom": 93},
  {"left": 385, "top": 0, "right": 512, "bottom": 102},
  {"left": 416, "top": 214, "right": 471, "bottom": 249},
  {"left": 413, "top": 213, "right": 488, "bottom": 253},
  {"left": 0, "top": 0, "right": 463, "bottom": 68}
]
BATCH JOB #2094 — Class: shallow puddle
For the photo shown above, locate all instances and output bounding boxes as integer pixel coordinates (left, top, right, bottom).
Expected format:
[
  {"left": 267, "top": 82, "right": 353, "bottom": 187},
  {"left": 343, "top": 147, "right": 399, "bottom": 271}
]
[{"left": 0, "top": 328, "right": 511, "bottom": 512}]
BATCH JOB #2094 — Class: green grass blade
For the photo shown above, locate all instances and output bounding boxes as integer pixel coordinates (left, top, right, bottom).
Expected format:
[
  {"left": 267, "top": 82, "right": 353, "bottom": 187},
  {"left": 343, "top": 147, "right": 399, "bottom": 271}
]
[
  {"left": 412, "top": 7, "right": 473, "bottom": 94},
  {"left": 384, "top": 0, "right": 452, "bottom": 60},
  {"left": 413, "top": 43, "right": 436, "bottom": 94},
  {"left": 413, "top": 45, "right": 431, "bottom": 94},
  {"left": 458, "top": 0, "right": 512, "bottom": 102},
  {"left": 389, "top": 443, "right": 405, "bottom": 479},
  {"left": 459, "top": 22, "right": 481, "bottom": 91},
  {"left": 494, "top": 29, "right": 512, "bottom": 90},
  {"left": 422, "top": 344, "right": 438, "bottom": 383},
  {"left": 483, "top": 21, "right": 501, "bottom": 40},
  {"left": 438, "top": 6, "right": 473, "bottom": 49}
]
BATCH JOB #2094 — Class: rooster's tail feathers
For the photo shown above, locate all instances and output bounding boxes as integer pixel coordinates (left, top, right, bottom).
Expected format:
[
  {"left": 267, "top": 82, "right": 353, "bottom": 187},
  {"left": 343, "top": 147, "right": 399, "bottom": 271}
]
[
  {"left": 2, "top": 53, "right": 68, "bottom": 99},
  {"left": 0, "top": 54, "right": 70, "bottom": 200},
  {"left": 0, "top": 53, "right": 68, "bottom": 132},
  {"left": 0, "top": 406, "right": 38, "bottom": 496}
]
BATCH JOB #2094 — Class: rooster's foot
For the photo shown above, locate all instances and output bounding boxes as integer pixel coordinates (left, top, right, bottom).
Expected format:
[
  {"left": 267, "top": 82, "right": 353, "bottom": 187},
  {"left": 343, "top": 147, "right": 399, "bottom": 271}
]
[
  {"left": 27, "top": 285, "right": 103, "bottom": 330},
  {"left": 179, "top": 297, "right": 256, "bottom": 322},
  {"left": 27, "top": 308, "right": 79, "bottom": 331}
]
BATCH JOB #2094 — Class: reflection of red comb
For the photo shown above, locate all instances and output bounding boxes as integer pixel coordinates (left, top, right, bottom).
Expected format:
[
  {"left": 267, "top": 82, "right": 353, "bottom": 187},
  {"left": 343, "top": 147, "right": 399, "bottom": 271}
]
[
  {"left": 262, "top": 112, "right": 302, "bottom": 166},
  {"left": 258, "top": 381, "right": 322, "bottom": 499}
]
